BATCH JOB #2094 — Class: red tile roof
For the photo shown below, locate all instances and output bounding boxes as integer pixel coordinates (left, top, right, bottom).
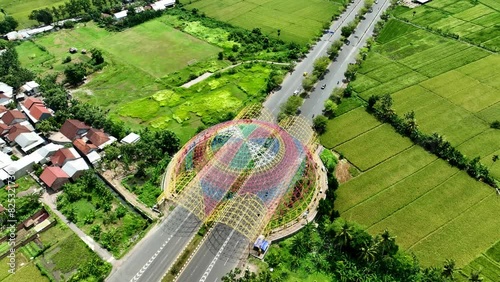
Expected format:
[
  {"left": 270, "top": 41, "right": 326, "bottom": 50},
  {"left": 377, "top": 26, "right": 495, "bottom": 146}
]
[
  {"left": 0, "top": 123, "right": 9, "bottom": 135},
  {"left": 1, "top": 110, "right": 26, "bottom": 125},
  {"left": 50, "top": 148, "right": 77, "bottom": 166},
  {"left": 60, "top": 119, "right": 90, "bottom": 140},
  {"left": 87, "top": 128, "right": 110, "bottom": 147},
  {"left": 30, "top": 104, "right": 51, "bottom": 121},
  {"left": 73, "top": 138, "right": 97, "bottom": 155},
  {"left": 40, "top": 166, "right": 69, "bottom": 189},
  {"left": 6, "top": 124, "right": 30, "bottom": 142},
  {"left": 23, "top": 97, "right": 43, "bottom": 110},
  {"left": 0, "top": 105, "right": 7, "bottom": 113}
]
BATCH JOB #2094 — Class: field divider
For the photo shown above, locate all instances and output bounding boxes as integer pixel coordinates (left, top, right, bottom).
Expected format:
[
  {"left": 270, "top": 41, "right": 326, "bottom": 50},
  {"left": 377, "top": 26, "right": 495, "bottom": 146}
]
[
  {"left": 391, "top": 18, "right": 497, "bottom": 55},
  {"left": 352, "top": 141, "right": 415, "bottom": 172},
  {"left": 406, "top": 192, "right": 495, "bottom": 251},
  {"left": 332, "top": 122, "right": 384, "bottom": 148},
  {"left": 341, "top": 157, "right": 441, "bottom": 214},
  {"left": 364, "top": 169, "right": 460, "bottom": 229}
]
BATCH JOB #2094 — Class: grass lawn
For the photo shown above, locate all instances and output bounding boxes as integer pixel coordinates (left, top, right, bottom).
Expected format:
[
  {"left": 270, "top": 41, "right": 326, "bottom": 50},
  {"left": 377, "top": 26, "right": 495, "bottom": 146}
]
[
  {"left": 17, "top": 18, "right": 281, "bottom": 144},
  {"left": 179, "top": 0, "right": 347, "bottom": 44},
  {"left": 0, "top": 0, "right": 67, "bottom": 29}
]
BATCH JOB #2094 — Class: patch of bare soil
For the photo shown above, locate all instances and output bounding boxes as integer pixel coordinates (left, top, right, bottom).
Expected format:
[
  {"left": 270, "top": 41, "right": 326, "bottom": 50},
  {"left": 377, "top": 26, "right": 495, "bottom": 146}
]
[{"left": 335, "top": 159, "right": 352, "bottom": 184}]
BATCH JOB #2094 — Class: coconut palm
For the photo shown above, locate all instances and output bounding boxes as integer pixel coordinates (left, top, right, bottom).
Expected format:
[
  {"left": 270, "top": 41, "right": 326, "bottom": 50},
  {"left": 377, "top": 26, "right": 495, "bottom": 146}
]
[
  {"left": 468, "top": 269, "right": 483, "bottom": 282},
  {"left": 359, "top": 242, "right": 378, "bottom": 264},
  {"left": 378, "top": 229, "right": 397, "bottom": 256},
  {"left": 335, "top": 222, "right": 353, "bottom": 250},
  {"left": 442, "top": 259, "right": 456, "bottom": 279}
]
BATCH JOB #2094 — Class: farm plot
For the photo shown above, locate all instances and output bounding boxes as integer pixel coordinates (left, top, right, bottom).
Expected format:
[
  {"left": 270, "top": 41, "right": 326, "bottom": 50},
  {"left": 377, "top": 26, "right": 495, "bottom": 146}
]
[
  {"left": 335, "top": 145, "right": 437, "bottom": 214},
  {"left": 335, "top": 124, "right": 414, "bottom": 171},
  {"left": 367, "top": 173, "right": 493, "bottom": 259},
  {"left": 352, "top": 19, "right": 499, "bottom": 164},
  {"left": 391, "top": 0, "right": 500, "bottom": 51},
  {"left": 319, "top": 107, "right": 380, "bottom": 148},
  {"left": 341, "top": 159, "right": 458, "bottom": 228},
  {"left": 180, "top": 0, "right": 346, "bottom": 44},
  {"left": 460, "top": 254, "right": 500, "bottom": 282}
]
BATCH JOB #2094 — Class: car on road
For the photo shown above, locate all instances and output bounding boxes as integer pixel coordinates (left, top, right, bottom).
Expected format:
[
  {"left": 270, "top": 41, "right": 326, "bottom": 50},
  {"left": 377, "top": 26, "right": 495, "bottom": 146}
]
[
  {"left": 293, "top": 89, "right": 300, "bottom": 95},
  {"left": 321, "top": 84, "right": 327, "bottom": 90},
  {"left": 303, "top": 72, "right": 308, "bottom": 77},
  {"left": 345, "top": 39, "right": 350, "bottom": 45}
]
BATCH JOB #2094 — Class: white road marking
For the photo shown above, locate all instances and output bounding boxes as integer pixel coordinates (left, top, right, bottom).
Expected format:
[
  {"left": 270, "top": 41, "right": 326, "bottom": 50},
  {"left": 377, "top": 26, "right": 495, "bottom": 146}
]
[{"left": 130, "top": 215, "right": 190, "bottom": 282}]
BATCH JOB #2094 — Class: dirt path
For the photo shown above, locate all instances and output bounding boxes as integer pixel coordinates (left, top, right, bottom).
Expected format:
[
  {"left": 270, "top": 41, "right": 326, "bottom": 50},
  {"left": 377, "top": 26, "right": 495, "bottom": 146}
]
[{"left": 100, "top": 170, "right": 159, "bottom": 220}]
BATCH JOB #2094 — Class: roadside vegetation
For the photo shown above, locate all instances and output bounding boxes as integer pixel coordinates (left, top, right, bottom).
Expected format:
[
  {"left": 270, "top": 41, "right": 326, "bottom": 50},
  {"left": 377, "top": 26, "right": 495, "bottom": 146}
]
[
  {"left": 56, "top": 171, "right": 148, "bottom": 257},
  {"left": 224, "top": 219, "right": 456, "bottom": 282}
]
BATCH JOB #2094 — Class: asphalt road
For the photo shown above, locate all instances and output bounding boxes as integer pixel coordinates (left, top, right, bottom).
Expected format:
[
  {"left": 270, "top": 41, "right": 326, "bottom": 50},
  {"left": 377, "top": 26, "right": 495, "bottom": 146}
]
[
  {"left": 263, "top": 0, "right": 367, "bottom": 116},
  {"left": 106, "top": 206, "right": 201, "bottom": 282},
  {"left": 301, "top": 0, "right": 392, "bottom": 119},
  {"left": 176, "top": 223, "right": 248, "bottom": 282}
]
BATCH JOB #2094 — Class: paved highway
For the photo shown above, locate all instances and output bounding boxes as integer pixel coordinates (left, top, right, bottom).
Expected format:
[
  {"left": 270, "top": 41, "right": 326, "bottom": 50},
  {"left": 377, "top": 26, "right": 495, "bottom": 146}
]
[
  {"left": 176, "top": 223, "right": 248, "bottom": 282},
  {"left": 106, "top": 206, "right": 201, "bottom": 282},
  {"left": 301, "top": 0, "right": 392, "bottom": 119},
  {"left": 264, "top": 0, "right": 367, "bottom": 116}
]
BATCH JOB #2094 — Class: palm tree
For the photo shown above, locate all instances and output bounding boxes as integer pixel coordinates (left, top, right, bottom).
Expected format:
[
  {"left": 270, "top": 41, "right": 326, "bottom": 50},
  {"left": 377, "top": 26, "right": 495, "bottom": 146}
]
[
  {"left": 469, "top": 269, "right": 483, "bottom": 282},
  {"left": 335, "top": 222, "right": 353, "bottom": 250},
  {"left": 378, "top": 229, "right": 397, "bottom": 256},
  {"left": 359, "top": 242, "right": 378, "bottom": 264},
  {"left": 442, "top": 259, "right": 456, "bottom": 279}
]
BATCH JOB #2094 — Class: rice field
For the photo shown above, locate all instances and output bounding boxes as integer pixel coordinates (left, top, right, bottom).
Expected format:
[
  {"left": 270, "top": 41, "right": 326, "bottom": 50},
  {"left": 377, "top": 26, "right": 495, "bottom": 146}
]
[
  {"left": 391, "top": 0, "right": 500, "bottom": 51},
  {"left": 319, "top": 4, "right": 500, "bottom": 271},
  {"left": 179, "top": 0, "right": 348, "bottom": 44}
]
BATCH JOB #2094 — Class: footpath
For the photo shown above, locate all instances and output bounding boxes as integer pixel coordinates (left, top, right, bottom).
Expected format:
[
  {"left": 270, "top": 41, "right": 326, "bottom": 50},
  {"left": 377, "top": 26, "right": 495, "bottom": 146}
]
[
  {"left": 40, "top": 192, "right": 116, "bottom": 265},
  {"left": 100, "top": 170, "right": 159, "bottom": 220}
]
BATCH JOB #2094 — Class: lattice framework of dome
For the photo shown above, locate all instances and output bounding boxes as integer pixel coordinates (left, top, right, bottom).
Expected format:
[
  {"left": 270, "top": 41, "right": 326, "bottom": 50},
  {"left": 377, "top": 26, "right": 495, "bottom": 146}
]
[{"left": 162, "top": 114, "right": 318, "bottom": 240}]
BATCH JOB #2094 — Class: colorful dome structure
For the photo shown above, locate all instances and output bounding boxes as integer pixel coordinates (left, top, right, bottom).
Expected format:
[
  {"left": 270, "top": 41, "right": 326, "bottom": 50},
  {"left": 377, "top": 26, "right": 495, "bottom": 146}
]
[{"left": 161, "top": 107, "right": 319, "bottom": 240}]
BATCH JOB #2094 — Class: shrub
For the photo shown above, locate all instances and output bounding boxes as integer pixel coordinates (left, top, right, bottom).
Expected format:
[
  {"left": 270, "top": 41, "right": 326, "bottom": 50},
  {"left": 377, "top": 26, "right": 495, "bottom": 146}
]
[
  {"left": 491, "top": 120, "right": 500, "bottom": 129},
  {"left": 313, "top": 115, "right": 328, "bottom": 134},
  {"left": 63, "top": 21, "right": 75, "bottom": 29}
]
